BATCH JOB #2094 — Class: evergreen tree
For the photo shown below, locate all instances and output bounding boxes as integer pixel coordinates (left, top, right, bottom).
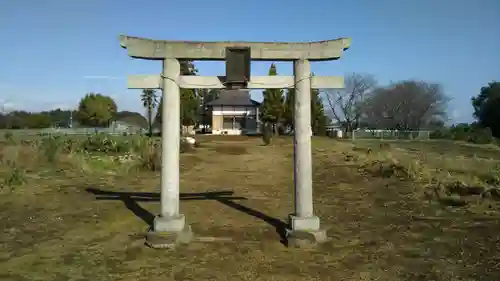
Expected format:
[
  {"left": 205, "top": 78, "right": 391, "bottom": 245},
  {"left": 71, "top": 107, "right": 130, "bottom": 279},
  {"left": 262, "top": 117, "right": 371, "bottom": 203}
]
[
  {"left": 179, "top": 89, "right": 199, "bottom": 126},
  {"left": 198, "top": 88, "right": 220, "bottom": 127},
  {"left": 155, "top": 60, "right": 200, "bottom": 128},
  {"left": 141, "top": 89, "right": 157, "bottom": 136},
  {"left": 311, "top": 88, "right": 328, "bottom": 135},
  {"left": 260, "top": 63, "right": 284, "bottom": 134},
  {"left": 472, "top": 81, "right": 500, "bottom": 138},
  {"left": 282, "top": 81, "right": 328, "bottom": 135},
  {"left": 283, "top": 88, "right": 295, "bottom": 132}
]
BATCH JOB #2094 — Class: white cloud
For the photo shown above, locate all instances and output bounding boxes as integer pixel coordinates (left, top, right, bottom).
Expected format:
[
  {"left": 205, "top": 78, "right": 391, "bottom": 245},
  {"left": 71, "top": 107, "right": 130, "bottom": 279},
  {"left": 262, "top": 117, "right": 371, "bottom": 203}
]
[
  {"left": 451, "top": 109, "right": 461, "bottom": 120},
  {"left": 0, "top": 100, "right": 16, "bottom": 113},
  {"left": 1, "top": 102, "right": 15, "bottom": 110}
]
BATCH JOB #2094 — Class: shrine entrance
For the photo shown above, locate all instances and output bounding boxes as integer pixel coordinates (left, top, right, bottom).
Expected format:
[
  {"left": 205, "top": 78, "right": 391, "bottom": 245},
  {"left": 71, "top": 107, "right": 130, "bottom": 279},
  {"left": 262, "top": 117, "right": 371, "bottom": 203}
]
[{"left": 119, "top": 35, "right": 351, "bottom": 248}]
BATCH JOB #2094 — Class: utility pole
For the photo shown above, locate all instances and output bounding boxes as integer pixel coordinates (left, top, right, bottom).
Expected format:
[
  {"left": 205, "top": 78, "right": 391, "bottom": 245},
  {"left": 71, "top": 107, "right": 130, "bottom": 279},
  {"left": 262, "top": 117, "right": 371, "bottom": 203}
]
[{"left": 69, "top": 110, "right": 73, "bottom": 128}]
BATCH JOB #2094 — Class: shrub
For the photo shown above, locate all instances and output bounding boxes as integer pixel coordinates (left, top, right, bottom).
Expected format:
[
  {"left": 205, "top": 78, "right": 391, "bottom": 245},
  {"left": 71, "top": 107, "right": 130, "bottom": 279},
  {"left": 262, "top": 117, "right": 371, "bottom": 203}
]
[
  {"left": 3, "top": 131, "right": 13, "bottom": 142},
  {"left": 180, "top": 139, "right": 195, "bottom": 153},
  {"left": 429, "top": 129, "right": 452, "bottom": 139},
  {"left": 468, "top": 127, "right": 493, "bottom": 144},
  {"left": 136, "top": 139, "right": 161, "bottom": 172},
  {"left": 2, "top": 159, "right": 27, "bottom": 189},
  {"left": 361, "top": 153, "right": 424, "bottom": 181},
  {"left": 80, "top": 134, "right": 130, "bottom": 153},
  {"left": 40, "top": 136, "right": 62, "bottom": 163},
  {"left": 262, "top": 123, "right": 272, "bottom": 146},
  {"left": 61, "top": 138, "right": 80, "bottom": 153},
  {"left": 430, "top": 124, "right": 496, "bottom": 144}
]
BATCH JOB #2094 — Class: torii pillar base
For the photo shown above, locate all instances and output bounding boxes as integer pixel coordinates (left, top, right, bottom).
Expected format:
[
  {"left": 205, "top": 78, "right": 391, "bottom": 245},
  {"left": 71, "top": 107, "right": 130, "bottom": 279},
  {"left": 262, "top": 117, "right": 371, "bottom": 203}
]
[
  {"left": 145, "top": 215, "right": 194, "bottom": 249},
  {"left": 285, "top": 215, "right": 329, "bottom": 248}
]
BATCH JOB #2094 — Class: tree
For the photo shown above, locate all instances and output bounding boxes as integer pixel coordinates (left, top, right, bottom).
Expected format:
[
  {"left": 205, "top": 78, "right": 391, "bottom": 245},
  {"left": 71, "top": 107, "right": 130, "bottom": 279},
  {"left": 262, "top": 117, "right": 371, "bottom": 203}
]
[
  {"left": 311, "top": 88, "right": 328, "bottom": 135},
  {"left": 281, "top": 83, "right": 328, "bottom": 135},
  {"left": 155, "top": 60, "right": 200, "bottom": 129},
  {"left": 282, "top": 88, "right": 295, "bottom": 132},
  {"left": 0, "top": 109, "right": 147, "bottom": 130},
  {"left": 198, "top": 88, "right": 220, "bottom": 127},
  {"left": 115, "top": 111, "right": 148, "bottom": 128},
  {"left": 0, "top": 109, "right": 78, "bottom": 129},
  {"left": 141, "top": 89, "right": 157, "bottom": 136},
  {"left": 76, "top": 93, "right": 117, "bottom": 127},
  {"left": 323, "top": 73, "right": 377, "bottom": 132},
  {"left": 260, "top": 63, "right": 284, "bottom": 134},
  {"left": 362, "top": 80, "right": 449, "bottom": 130},
  {"left": 472, "top": 81, "right": 500, "bottom": 138},
  {"left": 23, "top": 113, "right": 52, "bottom": 128},
  {"left": 43, "top": 108, "right": 73, "bottom": 128},
  {"left": 180, "top": 89, "right": 200, "bottom": 126},
  {"left": 179, "top": 60, "right": 200, "bottom": 128},
  {"left": 155, "top": 89, "right": 199, "bottom": 127}
]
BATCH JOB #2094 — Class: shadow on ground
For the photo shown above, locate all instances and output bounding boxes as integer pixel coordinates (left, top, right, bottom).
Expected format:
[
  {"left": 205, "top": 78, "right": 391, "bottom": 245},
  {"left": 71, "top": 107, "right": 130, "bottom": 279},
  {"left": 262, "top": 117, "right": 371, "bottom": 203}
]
[{"left": 85, "top": 187, "right": 288, "bottom": 242}]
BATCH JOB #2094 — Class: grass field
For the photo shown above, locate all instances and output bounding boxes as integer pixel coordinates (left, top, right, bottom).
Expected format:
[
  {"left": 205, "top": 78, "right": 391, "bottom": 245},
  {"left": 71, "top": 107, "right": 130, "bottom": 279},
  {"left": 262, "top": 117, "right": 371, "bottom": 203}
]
[{"left": 1, "top": 135, "right": 500, "bottom": 280}]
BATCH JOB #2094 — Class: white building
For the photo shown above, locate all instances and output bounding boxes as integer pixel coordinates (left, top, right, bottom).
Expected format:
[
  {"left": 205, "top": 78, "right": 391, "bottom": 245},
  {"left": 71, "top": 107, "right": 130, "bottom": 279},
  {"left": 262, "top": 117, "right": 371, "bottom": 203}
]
[{"left": 206, "top": 90, "right": 261, "bottom": 135}]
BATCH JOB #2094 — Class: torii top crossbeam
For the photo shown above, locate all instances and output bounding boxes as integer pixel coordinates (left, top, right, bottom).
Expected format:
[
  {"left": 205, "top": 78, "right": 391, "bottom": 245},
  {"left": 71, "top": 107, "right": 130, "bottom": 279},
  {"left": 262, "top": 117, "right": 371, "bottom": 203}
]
[{"left": 119, "top": 35, "right": 351, "bottom": 61}]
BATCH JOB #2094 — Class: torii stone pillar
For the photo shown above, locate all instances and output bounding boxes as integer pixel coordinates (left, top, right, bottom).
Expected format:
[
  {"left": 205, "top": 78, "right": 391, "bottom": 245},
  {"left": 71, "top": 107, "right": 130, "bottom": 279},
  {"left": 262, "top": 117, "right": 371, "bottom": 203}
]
[
  {"left": 119, "top": 35, "right": 351, "bottom": 249},
  {"left": 159, "top": 58, "right": 182, "bottom": 224},
  {"left": 291, "top": 59, "right": 316, "bottom": 227}
]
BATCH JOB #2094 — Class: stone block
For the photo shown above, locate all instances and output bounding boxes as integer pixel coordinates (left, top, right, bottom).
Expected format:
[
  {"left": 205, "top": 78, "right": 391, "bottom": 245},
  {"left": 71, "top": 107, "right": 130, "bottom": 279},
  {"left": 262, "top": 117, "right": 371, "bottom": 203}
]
[
  {"left": 154, "top": 214, "right": 185, "bottom": 232},
  {"left": 286, "top": 215, "right": 328, "bottom": 249},
  {"left": 145, "top": 225, "right": 194, "bottom": 249},
  {"left": 285, "top": 228, "right": 328, "bottom": 249},
  {"left": 288, "top": 215, "right": 320, "bottom": 231}
]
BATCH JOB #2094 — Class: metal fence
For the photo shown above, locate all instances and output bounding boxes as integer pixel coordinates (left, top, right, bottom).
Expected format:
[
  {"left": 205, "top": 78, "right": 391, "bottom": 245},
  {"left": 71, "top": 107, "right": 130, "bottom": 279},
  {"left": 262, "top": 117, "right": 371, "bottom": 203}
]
[
  {"left": 0, "top": 127, "right": 144, "bottom": 137},
  {"left": 349, "top": 129, "right": 431, "bottom": 140}
]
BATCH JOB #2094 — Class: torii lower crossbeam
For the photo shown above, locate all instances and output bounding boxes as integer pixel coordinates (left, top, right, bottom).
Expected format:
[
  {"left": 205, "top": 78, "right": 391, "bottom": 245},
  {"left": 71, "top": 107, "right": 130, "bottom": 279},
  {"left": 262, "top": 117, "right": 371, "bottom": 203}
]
[{"left": 127, "top": 75, "right": 345, "bottom": 89}]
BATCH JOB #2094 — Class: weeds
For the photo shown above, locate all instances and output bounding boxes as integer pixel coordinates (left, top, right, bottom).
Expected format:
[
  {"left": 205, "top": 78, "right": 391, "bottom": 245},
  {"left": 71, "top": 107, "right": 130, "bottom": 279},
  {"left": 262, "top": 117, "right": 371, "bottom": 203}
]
[
  {"left": 40, "top": 136, "right": 62, "bottom": 163},
  {"left": 350, "top": 142, "right": 500, "bottom": 208},
  {"left": 180, "top": 139, "right": 195, "bottom": 153},
  {"left": 80, "top": 133, "right": 127, "bottom": 153},
  {"left": 136, "top": 139, "right": 161, "bottom": 172},
  {"left": 0, "top": 133, "right": 200, "bottom": 179},
  {"left": 3, "top": 131, "right": 13, "bottom": 143},
  {"left": 359, "top": 151, "right": 424, "bottom": 181},
  {"left": 2, "top": 159, "right": 27, "bottom": 189},
  {"left": 262, "top": 123, "right": 272, "bottom": 146}
]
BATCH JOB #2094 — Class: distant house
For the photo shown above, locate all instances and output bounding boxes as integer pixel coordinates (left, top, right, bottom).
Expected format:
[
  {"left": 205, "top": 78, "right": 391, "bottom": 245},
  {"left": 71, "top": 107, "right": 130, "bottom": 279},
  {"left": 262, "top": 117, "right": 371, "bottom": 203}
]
[
  {"left": 109, "top": 120, "right": 143, "bottom": 135},
  {"left": 206, "top": 90, "right": 261, "bottom": 135}
]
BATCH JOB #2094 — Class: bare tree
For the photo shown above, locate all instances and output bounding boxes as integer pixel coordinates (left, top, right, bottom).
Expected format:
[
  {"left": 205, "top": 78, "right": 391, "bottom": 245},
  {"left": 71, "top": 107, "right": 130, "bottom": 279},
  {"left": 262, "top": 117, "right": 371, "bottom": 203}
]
[
  {"left": 362, "top": 80, "right": 449, "bottom": 130},
  {"left": 322, "top": 73, "right": 377, "bottom": 132}
]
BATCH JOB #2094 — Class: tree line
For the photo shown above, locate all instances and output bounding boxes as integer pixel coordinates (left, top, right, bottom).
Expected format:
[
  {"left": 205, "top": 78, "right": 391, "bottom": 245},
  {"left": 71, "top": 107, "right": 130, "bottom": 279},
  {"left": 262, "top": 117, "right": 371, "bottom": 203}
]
[
  {"left": 1, "top": 59, "right": 498, "bottom": 140},
  {"left": 322, "top": 73, "right": 500, "bottom": 140},
  {"left": 0, "top": 106, "right": 149, "bottom": 130},
  {"left": 323, "top": 73, "right": 448, "bottom": 132}
]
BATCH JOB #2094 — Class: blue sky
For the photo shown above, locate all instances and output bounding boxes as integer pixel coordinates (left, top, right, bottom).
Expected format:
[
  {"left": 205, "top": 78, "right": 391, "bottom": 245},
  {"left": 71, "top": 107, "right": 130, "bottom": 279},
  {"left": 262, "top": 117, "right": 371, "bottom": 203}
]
[{"left": 0, "top": 0, "right": 499, "bottom": 123}]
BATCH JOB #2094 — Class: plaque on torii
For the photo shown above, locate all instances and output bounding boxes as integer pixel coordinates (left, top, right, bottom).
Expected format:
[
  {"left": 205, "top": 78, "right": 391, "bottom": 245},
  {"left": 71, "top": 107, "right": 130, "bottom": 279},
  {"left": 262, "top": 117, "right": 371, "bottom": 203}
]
[{"left": 119, "top": 35, "right": 351, "bottom": 249}]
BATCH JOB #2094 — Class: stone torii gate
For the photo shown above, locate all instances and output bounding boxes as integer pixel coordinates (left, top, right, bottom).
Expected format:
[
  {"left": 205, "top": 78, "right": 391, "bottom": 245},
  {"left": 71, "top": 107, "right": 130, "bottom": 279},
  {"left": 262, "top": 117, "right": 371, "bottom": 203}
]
[{"left": 119, "top": 35, "right": 351, "bottom": 248}]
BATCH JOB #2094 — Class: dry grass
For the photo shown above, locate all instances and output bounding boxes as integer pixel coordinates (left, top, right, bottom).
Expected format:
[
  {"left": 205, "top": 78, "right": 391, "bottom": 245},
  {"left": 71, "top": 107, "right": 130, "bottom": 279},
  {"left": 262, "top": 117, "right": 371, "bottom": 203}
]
[{"left": 1, "top": 136, "right": 500, "bottom": 280}]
